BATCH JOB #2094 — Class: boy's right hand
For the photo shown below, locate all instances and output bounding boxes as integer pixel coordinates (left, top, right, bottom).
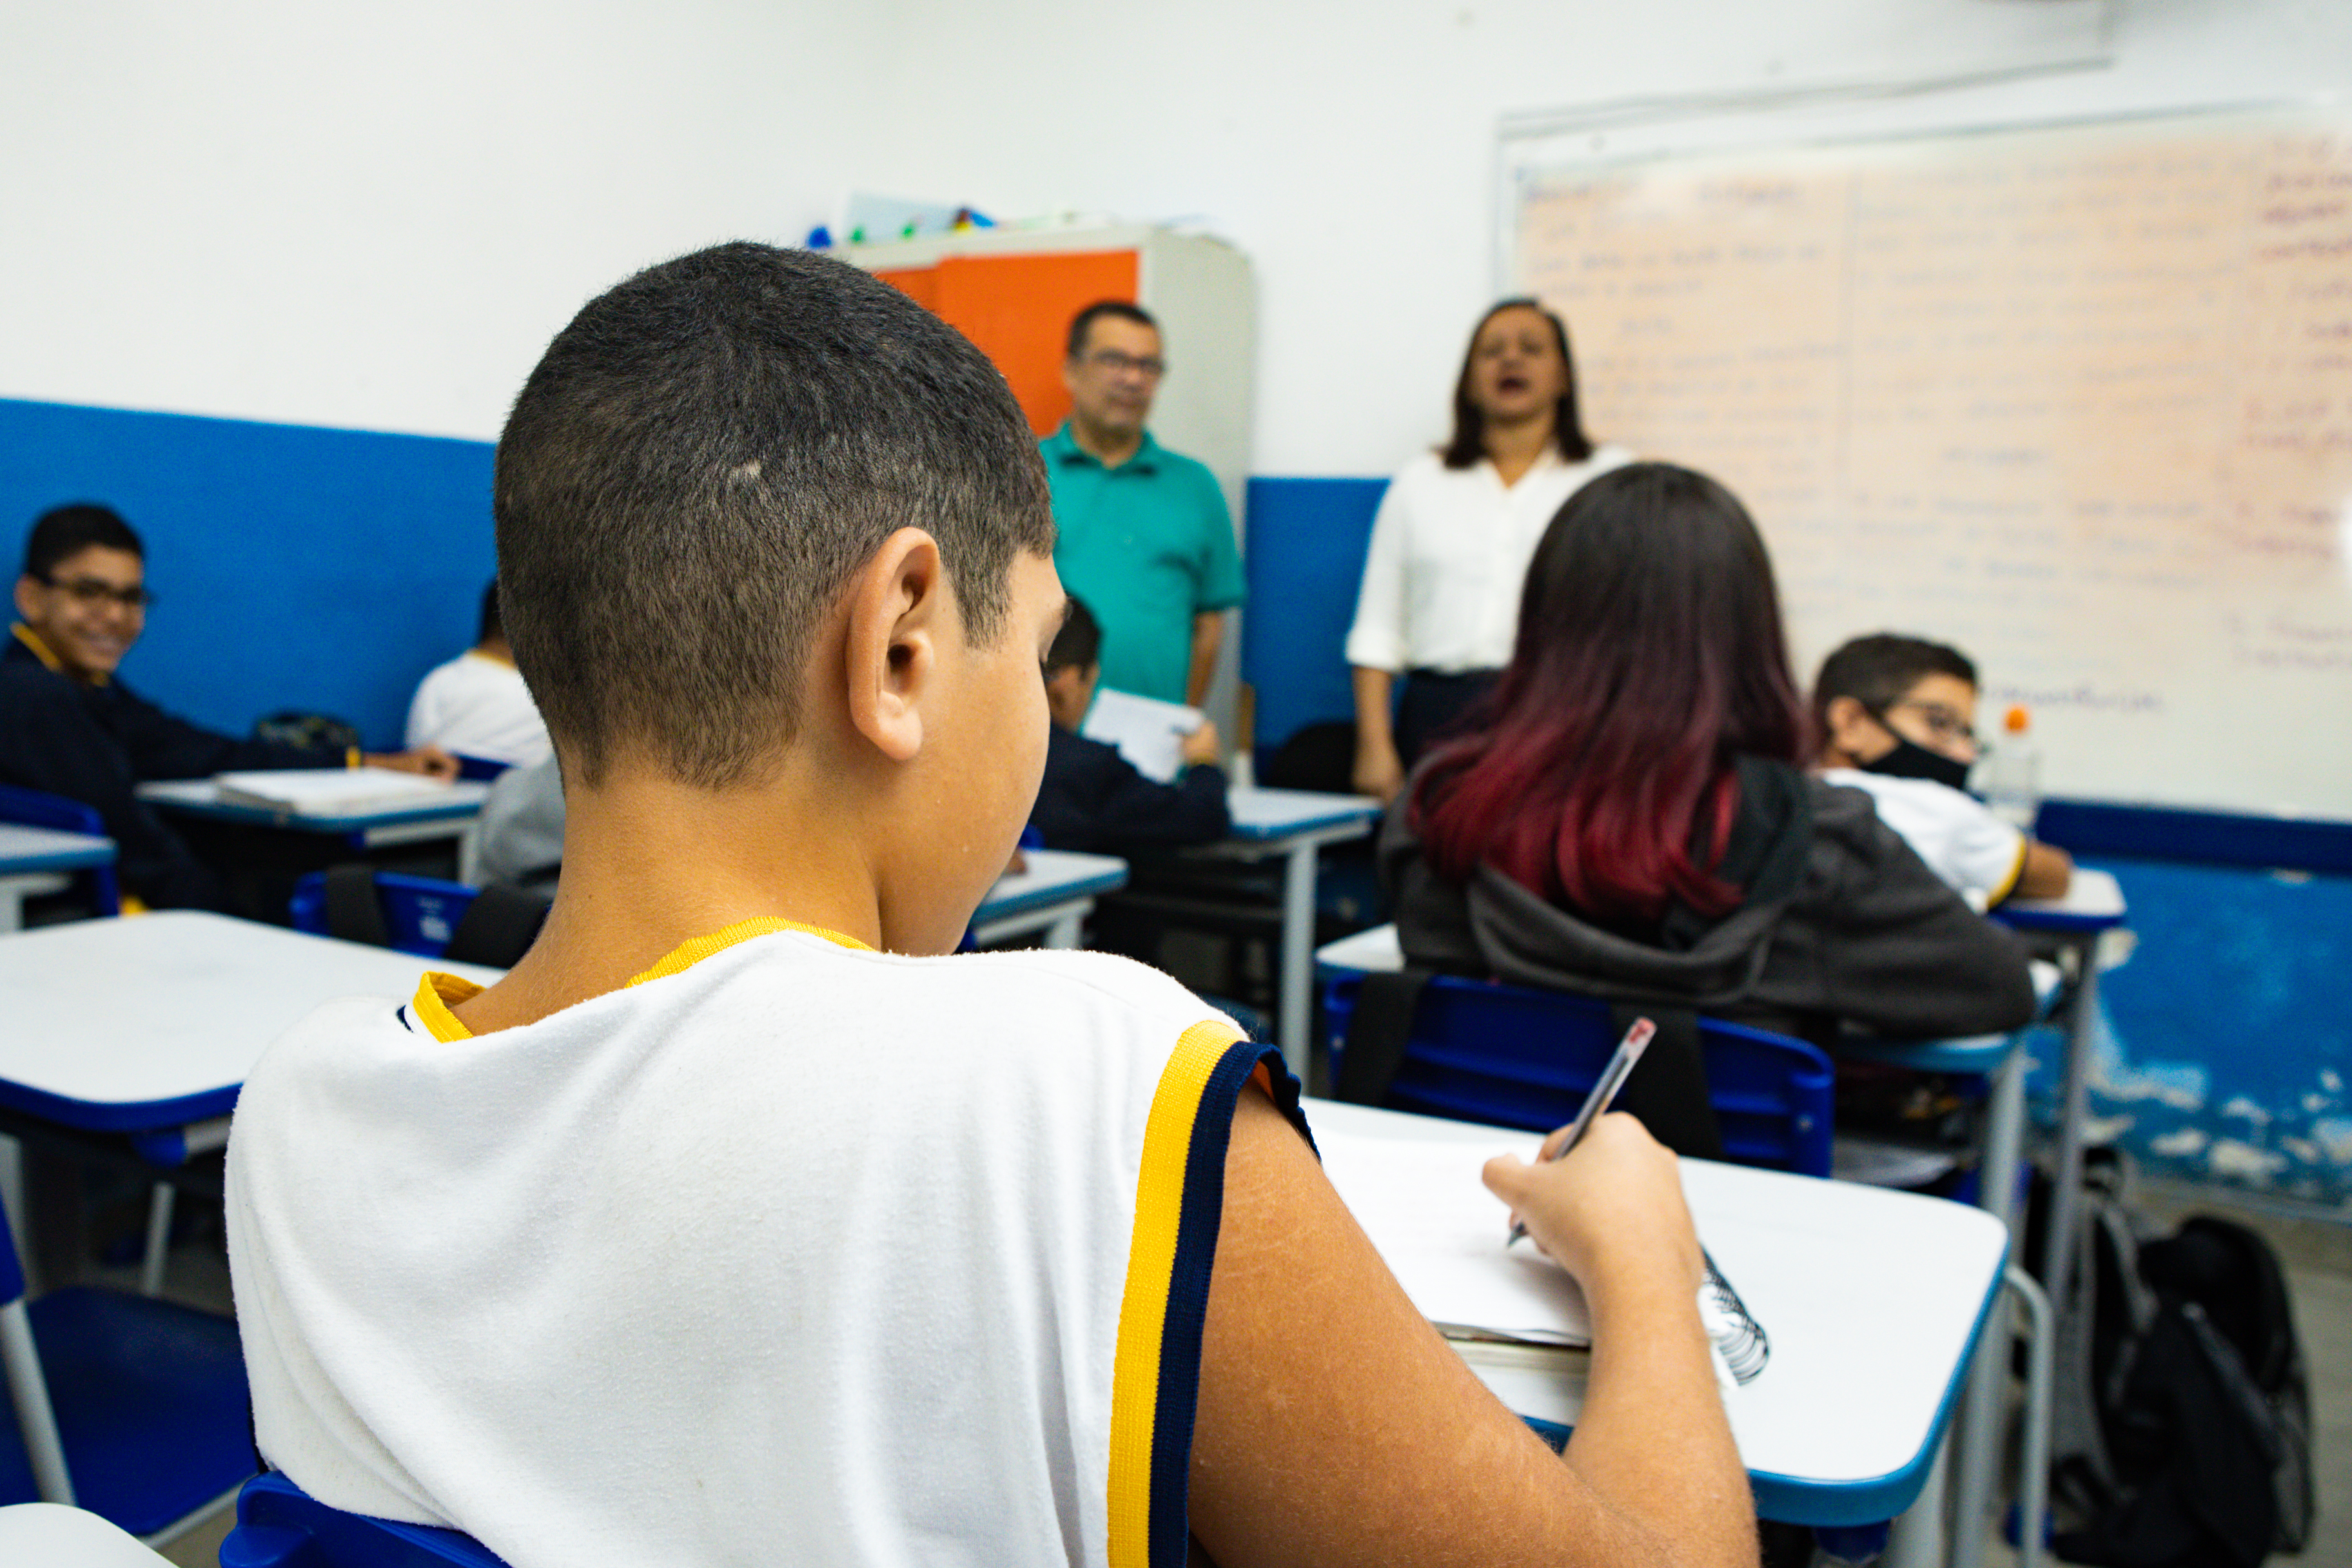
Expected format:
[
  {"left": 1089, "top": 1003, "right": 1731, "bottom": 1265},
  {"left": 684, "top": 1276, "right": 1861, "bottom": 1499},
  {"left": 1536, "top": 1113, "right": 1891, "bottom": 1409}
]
[{"left": 1482, "top": 1113, "right": 1704, "bottom": 1298}]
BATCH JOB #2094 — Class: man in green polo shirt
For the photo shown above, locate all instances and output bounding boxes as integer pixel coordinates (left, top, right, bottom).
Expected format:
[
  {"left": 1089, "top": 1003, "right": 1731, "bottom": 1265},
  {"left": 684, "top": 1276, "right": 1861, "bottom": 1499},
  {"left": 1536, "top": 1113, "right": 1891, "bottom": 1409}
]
[{"left": 1040, "top": 301, "right": 1245, "bottom": 707}]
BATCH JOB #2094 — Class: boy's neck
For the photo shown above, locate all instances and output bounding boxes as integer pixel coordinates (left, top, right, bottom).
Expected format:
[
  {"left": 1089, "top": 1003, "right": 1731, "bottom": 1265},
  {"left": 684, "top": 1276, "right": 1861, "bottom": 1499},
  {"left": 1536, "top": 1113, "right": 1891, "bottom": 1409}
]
[{"left": 455, "top": 754, "right": 887, "bottom": 1034}]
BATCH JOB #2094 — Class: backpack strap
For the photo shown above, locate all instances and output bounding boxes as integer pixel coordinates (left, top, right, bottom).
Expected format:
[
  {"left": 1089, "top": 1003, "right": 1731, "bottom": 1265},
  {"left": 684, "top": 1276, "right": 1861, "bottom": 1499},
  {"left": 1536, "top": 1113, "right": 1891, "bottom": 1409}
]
[
  {"left": 321, "top": 864, "right": 393, "bottom": 949},
  {"left": 1335, "top": 968, "right": 1435, "bottom": 1105},
  {"left": 446, "top": 885, "right": 554, "bottom": 969},
  {"left": 1606, "top": 1004, "right": 1726, "bottom": 1161}
]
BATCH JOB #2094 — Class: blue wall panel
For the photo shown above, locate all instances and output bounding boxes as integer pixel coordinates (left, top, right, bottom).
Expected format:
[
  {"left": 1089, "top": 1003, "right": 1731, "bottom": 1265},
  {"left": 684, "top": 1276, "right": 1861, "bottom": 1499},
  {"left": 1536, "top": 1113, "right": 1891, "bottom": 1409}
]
[
  {"left": 1240, "top": 475, "right": 1386, "bottom": 756},
  {"left": 0, "top": 397, "right": 495, "bottom": 749},
  {"left": 2039, "top": 856, "right": 2352, "bottom": 1202}
]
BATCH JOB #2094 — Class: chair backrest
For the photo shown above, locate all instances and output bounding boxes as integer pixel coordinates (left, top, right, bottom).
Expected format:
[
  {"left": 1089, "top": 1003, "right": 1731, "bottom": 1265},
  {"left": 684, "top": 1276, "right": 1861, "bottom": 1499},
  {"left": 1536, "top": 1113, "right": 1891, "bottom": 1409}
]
[
  {"left": 222, "top": 1473, "right": 510, "bottom": 1567},
  {"left": 1325, "top": 972, "right": 1834, "bottom": 1177},
  {"left": 0, "top": 783, "right": 121, "bottom": 917},
  {"left": 290, "top": 870, "right": 549, "bottom": 966}
]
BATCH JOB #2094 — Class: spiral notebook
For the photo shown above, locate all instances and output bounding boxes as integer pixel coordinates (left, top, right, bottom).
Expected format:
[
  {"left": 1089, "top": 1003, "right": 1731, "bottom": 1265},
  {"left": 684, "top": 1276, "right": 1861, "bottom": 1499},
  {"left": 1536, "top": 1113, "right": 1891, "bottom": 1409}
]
[{"left": 1316, "top": 1125, "right": 1770, "bottom": 1386}]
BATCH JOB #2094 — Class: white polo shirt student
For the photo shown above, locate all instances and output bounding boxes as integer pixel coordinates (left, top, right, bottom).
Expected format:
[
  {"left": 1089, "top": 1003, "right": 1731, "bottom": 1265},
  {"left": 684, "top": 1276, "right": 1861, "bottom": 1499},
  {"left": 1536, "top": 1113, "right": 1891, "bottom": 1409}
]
[
  {"left": 404, "top": 581, "right": 551, "bottom": 766},
  {"left": 1813, "top": 632, "right": 2072, "bottom": 910}
]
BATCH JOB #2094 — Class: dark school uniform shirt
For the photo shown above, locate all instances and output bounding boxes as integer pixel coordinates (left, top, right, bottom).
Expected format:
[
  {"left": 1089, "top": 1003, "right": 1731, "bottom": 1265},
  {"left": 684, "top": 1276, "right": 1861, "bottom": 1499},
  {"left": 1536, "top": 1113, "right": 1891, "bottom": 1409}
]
[
  {"left": 0, "top": 625, "right": 350, "bottom": 909},
  {"left": 1029, "top": 726, "right": 1231, "bottom": 856}
]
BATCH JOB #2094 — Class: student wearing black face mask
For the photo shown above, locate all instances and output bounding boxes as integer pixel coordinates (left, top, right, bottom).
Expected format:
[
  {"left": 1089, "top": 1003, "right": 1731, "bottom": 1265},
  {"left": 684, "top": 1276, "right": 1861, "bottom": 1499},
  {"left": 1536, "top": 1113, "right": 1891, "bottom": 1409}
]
[{"left": 1813, "top": 633, "right": 2072, "bottom": 907}]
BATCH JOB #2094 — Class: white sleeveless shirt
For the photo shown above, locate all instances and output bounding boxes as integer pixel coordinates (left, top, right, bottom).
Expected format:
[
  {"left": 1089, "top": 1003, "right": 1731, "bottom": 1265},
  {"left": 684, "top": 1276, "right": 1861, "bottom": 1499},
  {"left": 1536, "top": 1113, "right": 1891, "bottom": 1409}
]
[{"left": 226, "top": 919, "right": 1290, "bottom": 1568}]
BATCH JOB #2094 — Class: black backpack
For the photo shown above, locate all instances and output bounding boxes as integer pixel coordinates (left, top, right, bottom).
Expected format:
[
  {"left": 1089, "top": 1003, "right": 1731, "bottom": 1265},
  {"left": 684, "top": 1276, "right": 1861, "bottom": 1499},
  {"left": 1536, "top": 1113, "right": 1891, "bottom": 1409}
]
[{"left": 2030, "top": 1155, "right": 2313, "bottom": 1567}]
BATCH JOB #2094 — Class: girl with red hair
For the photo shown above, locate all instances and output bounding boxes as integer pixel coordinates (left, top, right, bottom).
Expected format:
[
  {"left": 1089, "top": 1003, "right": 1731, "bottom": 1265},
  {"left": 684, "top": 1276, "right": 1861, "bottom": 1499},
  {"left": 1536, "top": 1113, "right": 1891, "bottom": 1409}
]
[{"left": 1379, "top": 463, "right": 2034, "bottom": 1153}]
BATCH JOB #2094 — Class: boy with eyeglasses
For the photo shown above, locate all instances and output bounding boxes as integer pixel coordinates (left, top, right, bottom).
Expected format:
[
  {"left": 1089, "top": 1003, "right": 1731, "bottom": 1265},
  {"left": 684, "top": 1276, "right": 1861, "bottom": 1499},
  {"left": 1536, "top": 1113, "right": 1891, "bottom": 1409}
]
[
  {"left": 1812, "top": 632, "right": 2072, "bottom": 908},
  {"left": 3, "top": 503, "right": 454, "bottom": 911}
]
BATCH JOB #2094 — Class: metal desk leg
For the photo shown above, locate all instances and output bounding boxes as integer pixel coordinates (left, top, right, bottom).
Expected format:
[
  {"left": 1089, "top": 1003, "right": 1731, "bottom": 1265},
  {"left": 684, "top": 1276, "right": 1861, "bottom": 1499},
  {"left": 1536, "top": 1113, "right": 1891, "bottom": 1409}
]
[
  {"left": 2039, "top": 944, "right": 2099, "bottom": 1327},
  {"left": 1277, "top": 842, "right": 1320, "bottom": 1076},
  {"left": 1951, "top": 1045, "right": 2028, "bottom": 1567},
  {"left": 1043, "top": 899, "right": 1093, "bottom": 951},
  {"left": 1883, "top": 1431, "right": 1950, "bottom": 1567}
]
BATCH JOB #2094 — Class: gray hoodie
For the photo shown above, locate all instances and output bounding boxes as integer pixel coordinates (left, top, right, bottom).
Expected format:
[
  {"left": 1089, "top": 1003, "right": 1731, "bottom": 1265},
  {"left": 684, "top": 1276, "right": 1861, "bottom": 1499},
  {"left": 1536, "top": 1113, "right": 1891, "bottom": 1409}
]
[{"left": 1381, "top": 758, "right": 2037, "bottom": 1046}]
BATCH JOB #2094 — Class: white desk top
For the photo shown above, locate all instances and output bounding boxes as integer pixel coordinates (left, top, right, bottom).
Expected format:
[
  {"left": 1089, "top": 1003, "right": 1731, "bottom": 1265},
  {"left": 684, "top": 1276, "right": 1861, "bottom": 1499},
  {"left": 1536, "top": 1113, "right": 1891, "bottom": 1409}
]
[
  {"left": 0, "top": 822, "right": 115, "bottom": 875},
  {"left": 0, "top": 1504, "right": 173, "bottom": 1564},
  {"left": 1315, "top": 923, "right": 1404, "bottom": 975},
  {"left": 1997, "top": 865, "right": 2126, "bottom": 930},
  {"left": 975, "top": 849, "right": 1128, "bottom": 921},
  {"left": 0, "top": 912, "right": 502, "bottom": 1130},
  {"left": 137, "top": 776, "right": 491, "bottom": 831},
  {"left": 1308, "top": 1097, "right": 2008, "bottom": 1524},
  {"left": 1224, "top": 786, "right": 1382, "bottom": 842}
]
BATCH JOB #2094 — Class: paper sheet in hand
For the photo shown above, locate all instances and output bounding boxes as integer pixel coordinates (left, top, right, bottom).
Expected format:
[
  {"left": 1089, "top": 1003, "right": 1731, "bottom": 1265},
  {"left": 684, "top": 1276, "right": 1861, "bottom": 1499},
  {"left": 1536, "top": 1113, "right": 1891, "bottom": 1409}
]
[
  {"left": 1317, "top": 1126, "right": 1592, "bottom": 1347},
  {"left": 213, "top": 767, "right": 452, "bottom": 816},
  {"left": 1080, "top": 689, "right": 1205, "bottom": 784}
]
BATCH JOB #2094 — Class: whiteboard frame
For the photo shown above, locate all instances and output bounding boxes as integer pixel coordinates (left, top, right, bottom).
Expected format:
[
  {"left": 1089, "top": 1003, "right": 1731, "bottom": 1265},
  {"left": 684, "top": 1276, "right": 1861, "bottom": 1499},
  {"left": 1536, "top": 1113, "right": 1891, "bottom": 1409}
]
[{"left": 1485, "top": 75, "right": 2352, "bottom": 299}]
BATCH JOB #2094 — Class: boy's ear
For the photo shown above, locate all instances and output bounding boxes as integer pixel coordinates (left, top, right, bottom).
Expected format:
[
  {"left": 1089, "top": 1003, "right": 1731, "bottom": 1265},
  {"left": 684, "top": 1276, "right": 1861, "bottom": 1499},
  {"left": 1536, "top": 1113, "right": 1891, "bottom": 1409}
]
[
  {"left": 843, "top": 528, "right": 948, "bottom": 764},
  {"left": 1822, "top": 695, "right": 1879, "bottom": 758}
]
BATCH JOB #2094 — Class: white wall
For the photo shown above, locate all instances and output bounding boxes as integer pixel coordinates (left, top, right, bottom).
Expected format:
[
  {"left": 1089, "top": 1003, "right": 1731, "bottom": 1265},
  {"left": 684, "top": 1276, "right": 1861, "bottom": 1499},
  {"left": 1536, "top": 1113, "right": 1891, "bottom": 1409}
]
[{"left": 5, "top": 1, "right": 2348, "bottom": 475}]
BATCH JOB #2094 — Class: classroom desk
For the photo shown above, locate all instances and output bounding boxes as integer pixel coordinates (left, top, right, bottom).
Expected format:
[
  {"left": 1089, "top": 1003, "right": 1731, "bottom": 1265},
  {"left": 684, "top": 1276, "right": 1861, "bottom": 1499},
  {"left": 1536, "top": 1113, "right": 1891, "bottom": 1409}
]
[
  {"left": 0, "top": 1504, "right": 175, "bottom": 1565},
  {"left": 135, "top": 778, "right": 491, "bottom": 854},
  {"left": 1990, "top": 868, "right": 2128, "bottom": 1330},
  {"left": 0, "top": 913, "right": 502, "bottom": 1137},
  {"left": 1187, "top": 787, "right": 1382, "bottom": 1073},
  {"left": 970, "top": 850, "right": 1128, "bottom": 949},
  {"left": 1308, "top": 1097, "right": 2012, "bottom": 1529},
  {"left": 0, "top": 912, "right": 504, "bottom": 1296},
  {"left": 0, "top": 824, "right": 114, "bottom": 934}
]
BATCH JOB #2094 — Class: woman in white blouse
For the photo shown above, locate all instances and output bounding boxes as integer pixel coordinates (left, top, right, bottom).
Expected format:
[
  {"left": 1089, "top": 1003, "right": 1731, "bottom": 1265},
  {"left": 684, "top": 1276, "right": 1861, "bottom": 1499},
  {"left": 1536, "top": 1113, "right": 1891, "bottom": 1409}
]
[{"left": 1346, "top": 299, "right": 1632, "bottom": 802}]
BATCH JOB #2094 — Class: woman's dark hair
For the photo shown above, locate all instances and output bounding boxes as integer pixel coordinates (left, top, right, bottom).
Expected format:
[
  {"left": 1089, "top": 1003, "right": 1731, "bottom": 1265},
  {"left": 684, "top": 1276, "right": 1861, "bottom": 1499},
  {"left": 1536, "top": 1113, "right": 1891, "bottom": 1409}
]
[
  {"left": 1410, "top": 462, "right": 1807, "bottom": 925},
  {"left": 1440, "top": 299, "right": 1593, "bottom": 470}
]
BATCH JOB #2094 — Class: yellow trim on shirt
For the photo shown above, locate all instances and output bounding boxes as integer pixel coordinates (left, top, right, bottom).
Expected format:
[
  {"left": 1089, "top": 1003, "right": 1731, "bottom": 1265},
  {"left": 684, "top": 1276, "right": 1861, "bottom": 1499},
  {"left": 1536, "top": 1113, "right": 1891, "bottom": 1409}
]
[
  {"left": 1106, "top": 1017, "right": 1248, "bottom": 1568},
  {"left": 1988, "top": 837, "right": 2030, "bottom": 907},
  {"left": 12, "top": 622, "right": 107, "bottom": 685},
  {"left": 411, "top": 972, "right": 485, "bottom": 1042},
  {"left": 625, "top": 916, "right": 870, "bottom": 986},
  {"left": 410, "top": 919, "right": 869, "bottom": 1043}
]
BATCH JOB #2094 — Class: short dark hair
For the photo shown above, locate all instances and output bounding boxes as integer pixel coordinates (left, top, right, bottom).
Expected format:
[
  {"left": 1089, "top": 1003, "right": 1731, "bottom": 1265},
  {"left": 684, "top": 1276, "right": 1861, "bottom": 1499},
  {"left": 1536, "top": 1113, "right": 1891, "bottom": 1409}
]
[
  {"left": 495, "top": 242, "right": 1054, "bottom": 789},
  {"left": 1065, "top": 300, "right": 1157, "bottom": 361},
  {"left": 477, "top": 580, "right": 503, "bottom": 645},
  {"left": 1811, "top": 634, "right": 1980, "bottom": 738},
  {"left": 24, "top": 504, "right": 142, "bottom": 580},
  {"left": 1442, "top": 299, "right": 1594, "bottom": 470},
  {"left": 1045, "top": 594, "right": 1100, "bottom": 676}
]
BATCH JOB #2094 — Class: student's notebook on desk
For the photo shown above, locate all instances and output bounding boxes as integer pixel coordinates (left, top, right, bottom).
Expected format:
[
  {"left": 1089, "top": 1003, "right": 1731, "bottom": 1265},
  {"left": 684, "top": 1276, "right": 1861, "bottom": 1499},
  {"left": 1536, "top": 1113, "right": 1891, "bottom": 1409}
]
[
  {"left": 214, "top": 767, "right": 454, "bottom": 817},
  {"left": 1317, "top": 1124, "right": 1769, "bottom": 1387}
]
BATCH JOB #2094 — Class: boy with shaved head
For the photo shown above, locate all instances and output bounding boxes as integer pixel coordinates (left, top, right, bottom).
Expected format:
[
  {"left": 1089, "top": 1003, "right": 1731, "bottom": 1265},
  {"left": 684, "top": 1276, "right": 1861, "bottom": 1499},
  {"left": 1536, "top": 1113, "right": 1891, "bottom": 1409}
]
[{"left": 227, "top": 244, "right": 1751, "bottom": 1568}]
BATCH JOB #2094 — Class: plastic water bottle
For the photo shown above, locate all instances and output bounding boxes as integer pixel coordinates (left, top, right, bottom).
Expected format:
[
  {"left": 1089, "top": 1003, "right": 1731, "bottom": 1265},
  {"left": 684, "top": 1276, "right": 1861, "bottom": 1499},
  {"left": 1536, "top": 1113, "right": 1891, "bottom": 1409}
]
[{"left": 1980, "top": 704, "right": 2041, "bottom": 830}]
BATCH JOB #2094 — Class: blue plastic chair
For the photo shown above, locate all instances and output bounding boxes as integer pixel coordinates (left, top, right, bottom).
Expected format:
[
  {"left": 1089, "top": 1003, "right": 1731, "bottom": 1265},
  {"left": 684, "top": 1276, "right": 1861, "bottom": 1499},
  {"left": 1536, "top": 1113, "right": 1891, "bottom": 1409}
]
[
  {"left": 0, "top": 782, "right": 121, "bottom": 917},
  {"left": 1323, "top": 972, "right": 1834, "bottom": 1176},
  {"left": 0, "top": 1177, "right": 252, "bottom": 1541},
  {"left": 221, "top": 1472, "right": 509, "bottom": 1567},
  {"left": 289, "top": 870, "right": 479, "bottom": 957}
]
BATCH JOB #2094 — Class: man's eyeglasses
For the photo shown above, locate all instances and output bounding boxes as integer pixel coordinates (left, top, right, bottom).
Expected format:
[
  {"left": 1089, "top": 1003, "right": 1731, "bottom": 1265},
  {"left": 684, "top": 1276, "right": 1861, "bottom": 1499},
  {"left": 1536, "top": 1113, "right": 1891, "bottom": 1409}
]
[
  {"left": 40, "top": 574, "right": 155, "bottom": 611},
  {"left": 1083, "top": 349, "right": 1167, "bottom": 379},
  {"left": 1880, "top": 699, "right": 1977, "bottom": 749}
]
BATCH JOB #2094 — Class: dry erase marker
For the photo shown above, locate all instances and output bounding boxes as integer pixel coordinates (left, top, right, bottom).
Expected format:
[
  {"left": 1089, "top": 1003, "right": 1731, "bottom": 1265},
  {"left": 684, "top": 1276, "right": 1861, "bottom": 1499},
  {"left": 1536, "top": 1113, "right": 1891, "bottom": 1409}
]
[{"left": 1505, "top": 1016, "right": 1654, "bottom": 1247}]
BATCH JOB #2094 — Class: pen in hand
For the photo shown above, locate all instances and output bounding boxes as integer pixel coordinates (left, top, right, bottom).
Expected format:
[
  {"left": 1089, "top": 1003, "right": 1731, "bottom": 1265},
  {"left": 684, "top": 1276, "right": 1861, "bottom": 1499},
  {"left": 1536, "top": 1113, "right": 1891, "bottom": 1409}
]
[{"left": 1505, "top": 1016, "right": 1655, "bottom": 1247}]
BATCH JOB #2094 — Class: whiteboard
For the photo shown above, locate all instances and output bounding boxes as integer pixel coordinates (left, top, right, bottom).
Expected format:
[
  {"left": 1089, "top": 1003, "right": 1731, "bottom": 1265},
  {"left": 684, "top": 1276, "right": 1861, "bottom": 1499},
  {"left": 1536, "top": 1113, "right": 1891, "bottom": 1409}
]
[{"left": 1509, "top": 108, "right": 2352, "bottom": 818}]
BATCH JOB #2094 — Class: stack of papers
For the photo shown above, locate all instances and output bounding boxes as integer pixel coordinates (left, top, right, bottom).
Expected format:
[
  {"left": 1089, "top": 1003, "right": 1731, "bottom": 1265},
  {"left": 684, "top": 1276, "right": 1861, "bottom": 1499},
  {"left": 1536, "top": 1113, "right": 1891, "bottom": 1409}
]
[
  {"left": 1081, "top": 689, "right": 1206, "bottom": 783},
  {"left": 213, "top": 768, "right": 454, "bottom": 817}
]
